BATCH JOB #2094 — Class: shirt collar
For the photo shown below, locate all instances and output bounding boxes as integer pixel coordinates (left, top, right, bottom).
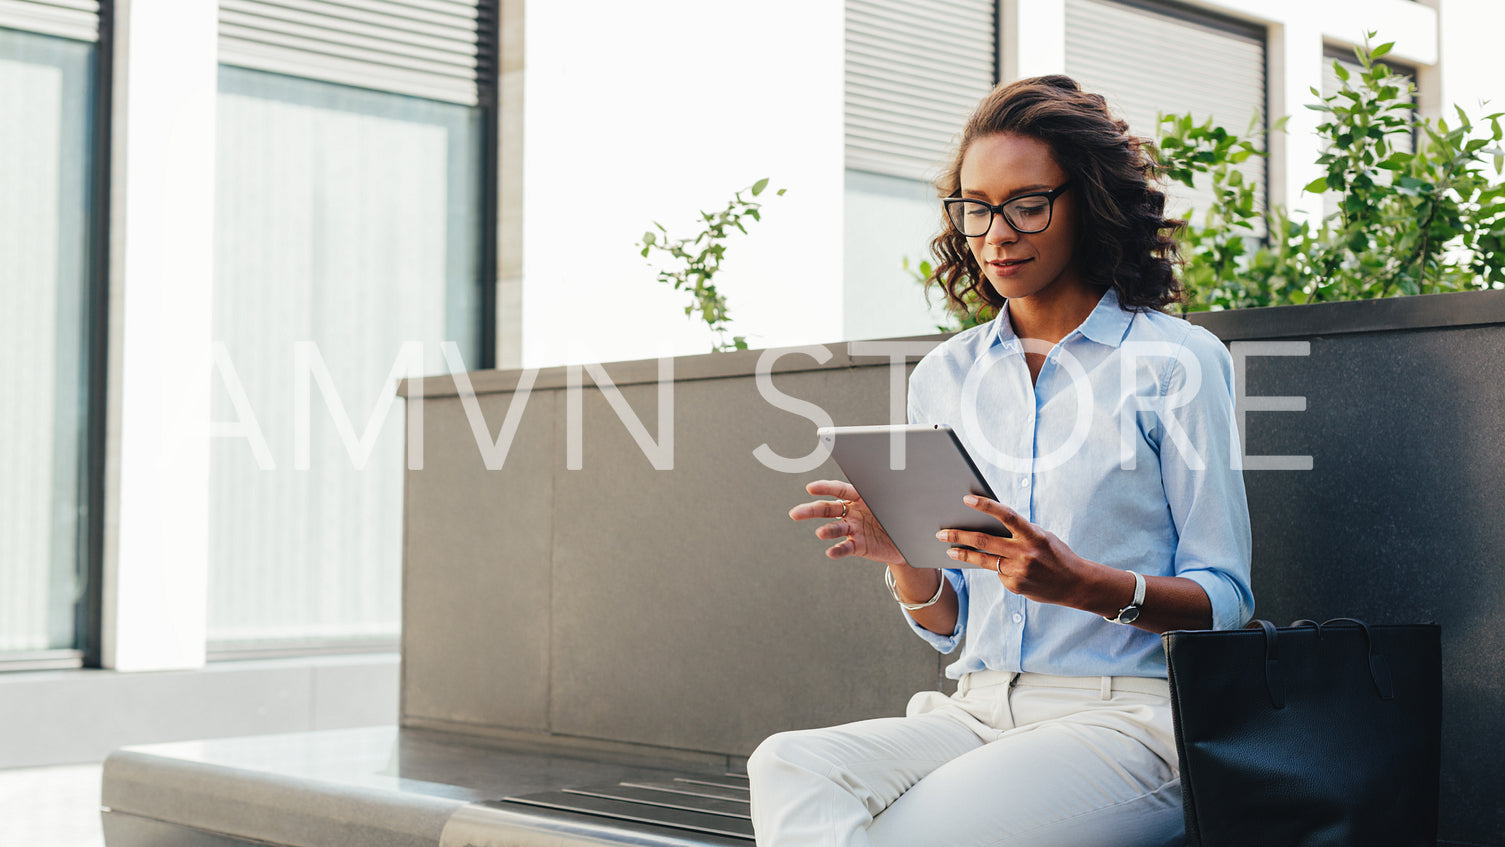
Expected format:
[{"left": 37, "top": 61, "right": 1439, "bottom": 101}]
[
  {"left": 990, "top": 287, "right": 1134, "bottom": 349},
  {"left": 988, "top": 301, "right": 1018, "bottom": 347},
  {"left": 1075, "top": 287, "right": 1134, "bottom": 348}
]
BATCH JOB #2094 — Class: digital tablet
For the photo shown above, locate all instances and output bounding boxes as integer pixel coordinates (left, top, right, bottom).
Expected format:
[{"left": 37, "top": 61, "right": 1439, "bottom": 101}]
[{"left": 817, "top": 424, "right": 1006, "bottom": 569}]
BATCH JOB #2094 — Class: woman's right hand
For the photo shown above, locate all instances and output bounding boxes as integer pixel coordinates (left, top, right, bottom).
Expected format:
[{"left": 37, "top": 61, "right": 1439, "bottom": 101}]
[{"left": 789, "top": 480, "right": 905, "bottom": 566}]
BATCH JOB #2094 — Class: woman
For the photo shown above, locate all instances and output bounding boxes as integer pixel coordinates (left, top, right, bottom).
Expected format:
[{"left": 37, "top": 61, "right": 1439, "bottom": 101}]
[{"left": 746, "top": 76, "right": 1253, "bottom": 846}]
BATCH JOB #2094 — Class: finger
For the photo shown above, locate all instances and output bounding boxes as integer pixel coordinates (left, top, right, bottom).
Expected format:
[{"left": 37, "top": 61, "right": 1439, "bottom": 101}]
[
  {"left": 789, "top": 499, "right": 850, "bottom": 522},
  {"left": 825, "top": 537, "right": 856, "bottom": 559},
  {"left": 945, "top": 546, "right": 1000, "bottom": 570},
  {"left": 962, "top": 495, "right": 1034, "bottom": 538},
  {"left": 815, "top": 520, "right": 851, "bottom": 541},
  {"left": 935, "top": 528, "right": 1015, "bottom": 554},
  {"left": 806, "top": 479, "right": 860, "bottom": 501}
]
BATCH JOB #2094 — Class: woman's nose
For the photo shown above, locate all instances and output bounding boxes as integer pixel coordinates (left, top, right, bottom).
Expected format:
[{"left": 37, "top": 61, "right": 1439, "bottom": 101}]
[{"left": 985, "top": 211, "right": 1019, "bottom": 244}]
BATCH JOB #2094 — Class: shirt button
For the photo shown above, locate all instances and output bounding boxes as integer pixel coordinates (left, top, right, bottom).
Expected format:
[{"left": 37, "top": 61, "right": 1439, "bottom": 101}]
[
  {"left": 1017, "top": 478, "right": 1028, "bottom": 488},
  {"left": 1012, "top": 613, "right": 1024, "bottom": 623}
]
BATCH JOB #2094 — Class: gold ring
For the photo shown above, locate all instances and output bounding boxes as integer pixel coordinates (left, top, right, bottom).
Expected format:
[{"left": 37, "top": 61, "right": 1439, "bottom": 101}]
[{"left": 839, "top": 500, "right": 849, "bottom": 519}]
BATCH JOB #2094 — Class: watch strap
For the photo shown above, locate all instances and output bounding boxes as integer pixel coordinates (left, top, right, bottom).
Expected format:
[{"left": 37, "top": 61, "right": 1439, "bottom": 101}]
[{"left": 1104, "top": 570, "right": 1146, "bottom": 623}]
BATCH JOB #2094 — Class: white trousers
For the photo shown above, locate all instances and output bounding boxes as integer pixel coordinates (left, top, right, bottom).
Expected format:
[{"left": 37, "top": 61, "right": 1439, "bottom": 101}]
[{"left": 746, "top": 671, "right": 1185, "bottom": 847}]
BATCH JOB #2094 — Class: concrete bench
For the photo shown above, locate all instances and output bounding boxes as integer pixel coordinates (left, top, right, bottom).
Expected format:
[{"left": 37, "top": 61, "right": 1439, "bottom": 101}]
[
  {"left": 103, "top": 726, "right": 755, "bottom": 846},
  {"left": 102, "top": 290, "right": 1505, "bottom": 847}
]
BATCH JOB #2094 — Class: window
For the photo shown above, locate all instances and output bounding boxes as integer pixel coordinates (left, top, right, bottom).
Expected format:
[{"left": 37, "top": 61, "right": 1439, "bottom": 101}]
[
  {"left": 1064, "top": 0, "right": 1268, "bottom": 224},
  {"left": 208, "top": 0, "right": 494, "bottom": 652},
  {"left": 0, "top": 20, "right": 102, "bottom": 667},
  {"left": 843, "top": 0, "right": 997, "bottom": 339}
]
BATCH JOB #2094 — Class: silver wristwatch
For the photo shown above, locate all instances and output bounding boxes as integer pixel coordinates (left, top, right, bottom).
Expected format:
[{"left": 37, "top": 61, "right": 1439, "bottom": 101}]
[{"left": 1105, "top": 570, "right": 1146, "bottom": 625}]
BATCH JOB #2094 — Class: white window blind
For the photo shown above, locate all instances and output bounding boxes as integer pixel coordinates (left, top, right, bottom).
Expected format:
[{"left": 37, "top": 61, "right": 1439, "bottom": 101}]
[
  {"left": 218, "top": 0, "right": 493, "bottom": 105},
  {"left": 208, "top": 67, "right": 482, "bottom": 648},
  {"left": 0, "top": 0, "right": 99, "bottom": 42},
  {"left": 845, "top": 0, "right": 996, "bottom": 182},
  {"left": 1064, "top": 0, "right": 1267, "bottom": 223}
]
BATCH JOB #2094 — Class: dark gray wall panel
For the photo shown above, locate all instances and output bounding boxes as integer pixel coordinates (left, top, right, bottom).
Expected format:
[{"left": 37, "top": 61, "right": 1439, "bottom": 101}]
[
  {"left": 547, "top": 367, "right": 940, "bottom": 755},
  {"left": 401, "top": 390, "right": 556, "bottom": 732},
  {"left": 1225, "top": 323, "right": 1505, "bottom": 847}
]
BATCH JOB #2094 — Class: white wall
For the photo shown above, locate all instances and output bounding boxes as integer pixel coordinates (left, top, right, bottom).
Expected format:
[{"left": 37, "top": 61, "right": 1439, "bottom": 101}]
[
  {"left": 103, "top": 0, "right": 218, "bottom": 671},
  {"left": 1437, "top": 0, "right": 1505, "bottom": 124},
  {"left": 521, "top": 0, "right": 845, "bottom": 367}
]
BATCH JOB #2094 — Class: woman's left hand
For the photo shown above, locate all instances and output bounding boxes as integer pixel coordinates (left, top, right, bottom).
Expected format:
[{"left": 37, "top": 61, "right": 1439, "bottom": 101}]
[{"left": 937, "top": 495, "right": 1098, "bottom": 608}]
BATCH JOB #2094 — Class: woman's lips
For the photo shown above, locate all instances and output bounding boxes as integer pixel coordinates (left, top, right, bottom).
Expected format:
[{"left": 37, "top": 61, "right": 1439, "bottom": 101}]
[{"left": 988, "top": 258, "right": 1032, "bottom": 277}]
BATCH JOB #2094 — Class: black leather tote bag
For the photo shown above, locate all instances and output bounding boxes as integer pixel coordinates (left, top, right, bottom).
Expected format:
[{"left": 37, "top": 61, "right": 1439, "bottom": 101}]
[{"left": 1162, "top": 618, "right": 1441, "bottom": 847}]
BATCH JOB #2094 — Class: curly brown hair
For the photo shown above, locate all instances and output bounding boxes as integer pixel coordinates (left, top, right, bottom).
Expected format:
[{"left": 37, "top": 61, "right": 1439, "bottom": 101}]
[{"left": 929, "top": 75, "right": 1184, "bottom": 316}]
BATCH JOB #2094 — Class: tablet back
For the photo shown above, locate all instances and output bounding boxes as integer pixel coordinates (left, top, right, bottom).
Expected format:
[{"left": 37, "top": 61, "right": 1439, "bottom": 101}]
[{"left": 819, "top": 424, "right": 1004, "bottom": 569}]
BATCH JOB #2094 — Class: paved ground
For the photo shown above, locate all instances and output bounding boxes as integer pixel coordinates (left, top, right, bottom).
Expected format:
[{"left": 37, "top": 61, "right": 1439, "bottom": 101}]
[{"left": 0, "top": 764, "right": 106, "bottom": 847}]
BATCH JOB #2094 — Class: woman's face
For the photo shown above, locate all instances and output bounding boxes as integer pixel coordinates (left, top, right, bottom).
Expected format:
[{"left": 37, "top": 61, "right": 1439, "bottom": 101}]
[{"left": 957, "top": 132, "right": 1083, "bottom": 303}]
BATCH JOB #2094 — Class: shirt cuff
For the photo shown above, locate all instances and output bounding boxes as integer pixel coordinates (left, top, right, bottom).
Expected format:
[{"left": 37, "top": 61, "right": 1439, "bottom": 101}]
[
  {"left": 899, "top": 569, "right": 965, "bottom": 653},
  {"left": 1179, "top": 568, "right": 1254, "bottom": 631}
]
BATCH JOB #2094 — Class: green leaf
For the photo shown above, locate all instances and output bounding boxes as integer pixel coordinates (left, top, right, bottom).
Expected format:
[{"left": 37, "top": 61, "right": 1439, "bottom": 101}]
[
  {"left": 1334, "top": 61, "right": 1350, "bottom": 82},
  {"left": 1303, "top": 176, "right": 1329, "bottom": 194},
  {"left": 1371, "top": 41, "right": 1394, "bottom": 60},
  {"left": 751, "top": 177, "right": 769, "bottom": 196}
]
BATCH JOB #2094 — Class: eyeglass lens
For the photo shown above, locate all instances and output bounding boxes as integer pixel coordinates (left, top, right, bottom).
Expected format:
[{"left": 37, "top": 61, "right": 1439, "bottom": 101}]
[{"left": 947, "top": 195, "right": 1054, "bottom": 237}]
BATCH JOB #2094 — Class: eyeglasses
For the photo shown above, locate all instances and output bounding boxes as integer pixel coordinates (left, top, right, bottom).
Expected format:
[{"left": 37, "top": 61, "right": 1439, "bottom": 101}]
[{"left": 943, "top": 183, "right": 1071, "bottom": 237}]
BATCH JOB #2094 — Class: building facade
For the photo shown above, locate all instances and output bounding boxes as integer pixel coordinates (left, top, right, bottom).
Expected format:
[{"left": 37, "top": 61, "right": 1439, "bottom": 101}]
[{"left": 0, "top": 0, "right": 1497, "bottom": 759}]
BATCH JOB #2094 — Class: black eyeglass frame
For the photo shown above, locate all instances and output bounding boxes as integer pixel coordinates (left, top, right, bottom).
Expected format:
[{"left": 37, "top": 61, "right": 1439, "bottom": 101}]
[{"left": 943, "top": 182, "right": 1072, "bottom": 237}]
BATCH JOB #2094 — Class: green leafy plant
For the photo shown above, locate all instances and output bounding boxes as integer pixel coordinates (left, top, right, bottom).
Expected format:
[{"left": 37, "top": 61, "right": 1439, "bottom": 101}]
[
  {"left": 1161, "top": 36, "right": 1505, "bottom": 311},
  {"left": 1157, "top": 113, "right": 1311, "bottom": 310},
  {"left": 638, "top": 179, "right": 785, "bottom": 351}
]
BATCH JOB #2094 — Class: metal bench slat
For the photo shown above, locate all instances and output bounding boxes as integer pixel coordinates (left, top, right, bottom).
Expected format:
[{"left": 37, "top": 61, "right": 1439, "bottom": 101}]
[
  {"left": 672, "top": 776, "right": 752, "bottom": 791},
  {"left": 564, "top": 784, "right": 751, "bottom": 819},
  {"left": 621, "top": 780, "right": 751, "bottom": 802},
  {"left": 502, "top": 790, "right": 756, "bottom": 840}
]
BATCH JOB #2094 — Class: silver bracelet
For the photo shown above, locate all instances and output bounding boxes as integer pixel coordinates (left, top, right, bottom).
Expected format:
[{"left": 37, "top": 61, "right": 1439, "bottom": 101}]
[{"left": 885, "top": 567, "right": 946, "bottom": 611}]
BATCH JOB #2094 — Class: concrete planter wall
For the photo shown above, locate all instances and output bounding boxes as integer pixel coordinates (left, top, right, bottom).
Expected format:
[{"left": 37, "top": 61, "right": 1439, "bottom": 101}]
[{"left": 400, "top": 287, "right": 1505, "bottom": 847}]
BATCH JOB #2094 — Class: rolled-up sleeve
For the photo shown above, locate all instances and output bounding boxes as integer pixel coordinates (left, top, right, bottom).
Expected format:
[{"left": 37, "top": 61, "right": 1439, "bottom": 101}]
[
  {"left": 1158, "top": 328, "right": 1255, "bottom": 631},
  {"left": 900, "top": 569, "right": 968, "bottom": 653}
]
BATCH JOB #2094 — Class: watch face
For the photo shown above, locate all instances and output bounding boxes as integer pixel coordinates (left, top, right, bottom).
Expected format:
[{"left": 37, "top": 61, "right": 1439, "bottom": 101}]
[{"left": 1118, "top": 606, "right": 1141, "bottom": 625}]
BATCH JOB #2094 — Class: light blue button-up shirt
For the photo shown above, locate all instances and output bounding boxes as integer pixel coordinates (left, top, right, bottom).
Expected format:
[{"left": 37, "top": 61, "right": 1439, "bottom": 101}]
[{"left": 905, "top": 288, "right": 1253, "bottom": 679}]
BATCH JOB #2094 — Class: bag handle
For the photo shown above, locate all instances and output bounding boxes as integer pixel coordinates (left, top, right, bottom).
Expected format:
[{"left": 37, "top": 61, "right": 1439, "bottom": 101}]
[
  {"left": 1319, "top": 617, "right": 1396, "bottom": 701},
  {"left": 1253, "top": 618, "right": 1396, "bottom": 708},
  {"left": 1258, "top": 620, "right": 1284, "bottom": 709}
]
